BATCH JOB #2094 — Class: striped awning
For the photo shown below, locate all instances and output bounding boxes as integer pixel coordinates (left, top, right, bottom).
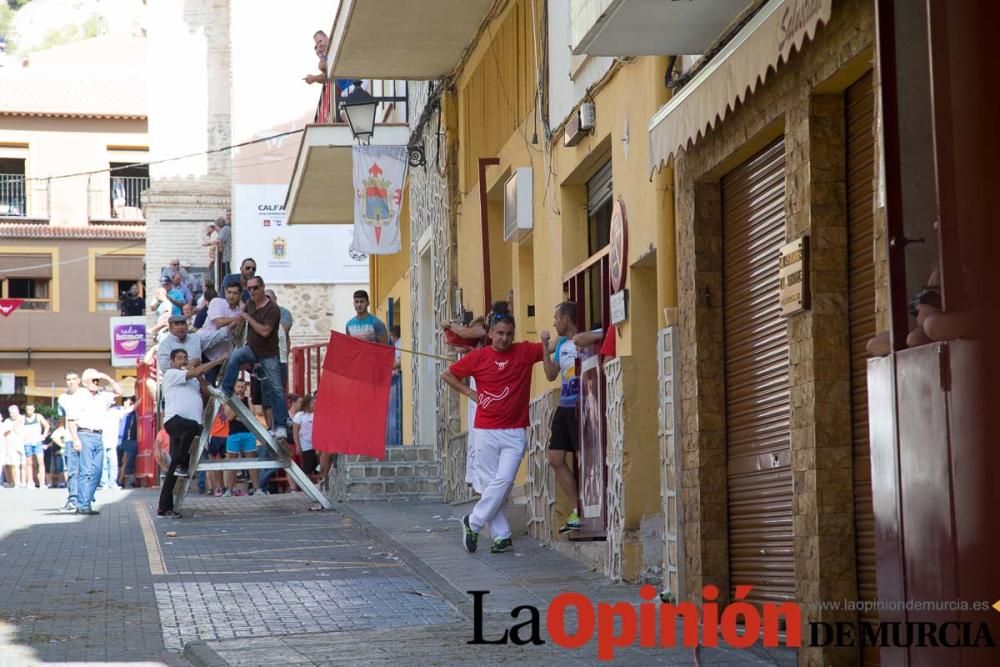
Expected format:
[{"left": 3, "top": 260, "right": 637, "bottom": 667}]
[{"left": 648, "top": 0, "right": 832, "bottom": 173}]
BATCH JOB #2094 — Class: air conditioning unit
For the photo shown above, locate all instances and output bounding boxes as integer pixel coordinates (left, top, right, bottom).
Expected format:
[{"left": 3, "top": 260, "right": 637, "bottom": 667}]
[
  {"left": 503, "top": 168, "right": 532, "bottom": 242},
  {"left": 564, "top": 102, "right": 596, "bottom": 147}
]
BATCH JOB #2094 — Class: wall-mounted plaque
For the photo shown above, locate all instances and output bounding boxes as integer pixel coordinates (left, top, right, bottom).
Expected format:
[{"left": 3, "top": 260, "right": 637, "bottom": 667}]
[{"left": 779, "top": 236, "right": 810, "bottom": 316}]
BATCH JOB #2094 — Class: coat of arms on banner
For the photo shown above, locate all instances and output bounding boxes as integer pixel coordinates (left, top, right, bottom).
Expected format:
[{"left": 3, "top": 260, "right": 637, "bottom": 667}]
[
  {"left": 353, "top": 146, "right": 408, "bottom": 254},
  {"left": 272, "top": 237, "right": 287, "bottom": 259}
]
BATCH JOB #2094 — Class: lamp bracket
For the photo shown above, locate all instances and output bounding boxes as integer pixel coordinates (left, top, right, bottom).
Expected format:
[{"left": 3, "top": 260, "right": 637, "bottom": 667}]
[{"left": 407, "top": 140, "right": 426, "bottom": 169}]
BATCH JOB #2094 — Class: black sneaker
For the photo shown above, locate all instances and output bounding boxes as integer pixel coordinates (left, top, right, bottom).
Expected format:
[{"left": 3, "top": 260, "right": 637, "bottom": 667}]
[
  {"left": 76, "top": 507, "right": 99, "bottom": 516},
  {"left": 173, "top": 467, "right": 190, "bottom": 478},
  {"left": 462, "top": 514, "right": 478, "bottom": 553},
  {"left": 156, "top": 510, "right": 183, "bottom": 519},
  {"left": 490, "top": 537, "right": 514, "bottom": 553}
]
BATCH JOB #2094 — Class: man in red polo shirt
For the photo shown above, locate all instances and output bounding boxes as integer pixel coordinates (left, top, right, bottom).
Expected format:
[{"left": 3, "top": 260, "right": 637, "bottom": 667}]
[{"left": 442, "top": 313, "right": 544, "bottom": 554}]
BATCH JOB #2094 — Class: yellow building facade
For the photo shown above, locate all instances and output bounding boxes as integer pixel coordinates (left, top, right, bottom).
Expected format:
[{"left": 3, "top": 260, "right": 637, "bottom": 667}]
[{"left": 366, "top": 0, "right": 680, "bottom": 583}]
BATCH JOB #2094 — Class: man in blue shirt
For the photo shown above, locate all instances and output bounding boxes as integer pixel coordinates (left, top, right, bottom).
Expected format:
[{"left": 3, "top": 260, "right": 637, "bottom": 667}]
[
  {"left": 540, "top": 301, "right": 602, "bottom": 534},
  {"left": 345, "top": 290, "right": 387, "bottom": 344}
]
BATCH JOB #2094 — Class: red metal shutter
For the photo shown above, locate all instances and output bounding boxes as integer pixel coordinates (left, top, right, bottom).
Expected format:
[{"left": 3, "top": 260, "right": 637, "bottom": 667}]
[
  {"left": 847, "top": 70, "right": 879, "bottom": 665},
  {"left": 722, "top": 137, "right": 794, "bottom": 605}
]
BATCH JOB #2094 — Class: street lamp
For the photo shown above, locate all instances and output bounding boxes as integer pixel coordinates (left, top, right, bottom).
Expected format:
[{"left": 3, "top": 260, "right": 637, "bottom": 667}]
[{"left": 341, "top": 80, "right": 377, "bottom": 144}]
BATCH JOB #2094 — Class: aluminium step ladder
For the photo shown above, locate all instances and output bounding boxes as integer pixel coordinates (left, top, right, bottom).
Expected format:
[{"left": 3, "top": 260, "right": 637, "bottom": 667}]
[{"left": 172, "top": 387, "right": 332, "bottom": 512}]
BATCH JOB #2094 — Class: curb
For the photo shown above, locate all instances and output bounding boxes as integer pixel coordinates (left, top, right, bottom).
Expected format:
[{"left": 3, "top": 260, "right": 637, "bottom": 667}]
[
  {"left": 182, "top": 640, "right": 230, "bottom": 667},
  {"left": 335, "top": 501, "right": 474, "bottom": 620}
]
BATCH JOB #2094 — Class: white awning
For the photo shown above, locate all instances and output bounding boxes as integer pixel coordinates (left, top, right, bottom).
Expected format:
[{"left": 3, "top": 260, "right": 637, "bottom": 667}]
[
  {"left": 285, "top": 124, "right": 411, "bottom": 226},
  {"left": 648, "top": 0, "right": 832, "bottom": 174},
  {"left": 327, "top": 0, "right": 494, "bottom": 80}
]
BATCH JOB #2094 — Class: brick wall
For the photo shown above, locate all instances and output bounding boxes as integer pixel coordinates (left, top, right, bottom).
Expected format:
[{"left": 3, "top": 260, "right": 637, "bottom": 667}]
[
  {"left": 332, "top": 446, "right": 443, "bottom": 502},
  {"left": 673, "top": 1, "right": 875, "bottom": 665}
]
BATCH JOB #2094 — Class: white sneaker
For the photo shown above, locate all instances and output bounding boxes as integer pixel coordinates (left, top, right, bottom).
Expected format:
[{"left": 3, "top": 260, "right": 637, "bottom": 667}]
[{"left": 271, "top": 426, "right": 288, "bottom": 440}]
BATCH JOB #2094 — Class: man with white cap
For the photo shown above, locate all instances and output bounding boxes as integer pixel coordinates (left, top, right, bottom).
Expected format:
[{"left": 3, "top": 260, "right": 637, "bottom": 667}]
[
  {"left": 156, "top": 314, "right": 232, "bottom": 381},
  {"left": 71, "top": 369, "right": 122, "bottom": 515}
]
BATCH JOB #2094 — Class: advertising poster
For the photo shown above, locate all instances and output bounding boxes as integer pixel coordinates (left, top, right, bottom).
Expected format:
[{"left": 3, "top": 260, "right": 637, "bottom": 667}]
[
  {"left": 110, "top": 316, "right": 147, "bottom": 368},
  {"left": 233, "top": 183, "right": 367, "bottom": 285}
]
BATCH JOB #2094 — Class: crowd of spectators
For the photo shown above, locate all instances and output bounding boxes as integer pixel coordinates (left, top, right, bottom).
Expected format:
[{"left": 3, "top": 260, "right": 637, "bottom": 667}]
[{"left": 0, "top": 394, "right": 139, "bottom": 493}]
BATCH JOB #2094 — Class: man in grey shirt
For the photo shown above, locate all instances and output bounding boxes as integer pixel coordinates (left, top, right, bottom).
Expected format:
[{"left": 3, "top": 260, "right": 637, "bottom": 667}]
[
  {"left": 217, "top": 215, "right": 232, "bottom": 278},
  {"left": 156, "top": 315, "right": 233, "bottom": 379}
]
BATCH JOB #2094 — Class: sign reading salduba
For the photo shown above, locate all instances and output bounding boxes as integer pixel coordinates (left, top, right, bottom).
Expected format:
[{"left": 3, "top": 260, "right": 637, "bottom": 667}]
[{"left": 352, "top": 145, "right": 408, "bottom": 255}]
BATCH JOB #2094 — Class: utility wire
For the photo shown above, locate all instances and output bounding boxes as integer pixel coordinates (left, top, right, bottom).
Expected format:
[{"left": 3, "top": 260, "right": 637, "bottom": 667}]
[
  {"left": 4, "top": 128, "right": 305, "bottom": 186},
  {"left": 0, "top": 241, "right": 145, "bottom": 276}
]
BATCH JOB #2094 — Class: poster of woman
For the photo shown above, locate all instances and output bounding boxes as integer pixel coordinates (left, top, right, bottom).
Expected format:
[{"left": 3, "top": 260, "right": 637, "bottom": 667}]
[{"left": 578, "top": 353, "right": 604, "bottom": 519}]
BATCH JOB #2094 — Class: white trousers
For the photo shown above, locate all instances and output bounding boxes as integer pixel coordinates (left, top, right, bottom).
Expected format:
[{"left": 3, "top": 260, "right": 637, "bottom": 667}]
[
  {"left": 468, "top": 428, "right": 526, "bottom": 540},
  {"left": 465, "top": 379, "right": 480, "bottom": 490}
]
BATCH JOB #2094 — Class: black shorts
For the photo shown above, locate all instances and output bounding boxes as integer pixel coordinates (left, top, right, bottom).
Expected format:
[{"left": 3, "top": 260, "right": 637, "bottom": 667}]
[
  {"left": 549, "top": 406, "right": 579, "bottom": 451},
  {"left": 207, "top": 436, "right": 228, "bottom": 457},
  {"left": 301, "top": 449, "right": 319, "bottom": 475}
]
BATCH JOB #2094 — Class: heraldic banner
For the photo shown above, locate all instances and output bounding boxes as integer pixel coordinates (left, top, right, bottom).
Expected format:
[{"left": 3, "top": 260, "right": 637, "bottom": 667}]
[
  {"left": 312, "top": 331, "right": 395, "bottom": 459},
  {"left": 352, "top": 145, "right": 407, "bottom": 254}
]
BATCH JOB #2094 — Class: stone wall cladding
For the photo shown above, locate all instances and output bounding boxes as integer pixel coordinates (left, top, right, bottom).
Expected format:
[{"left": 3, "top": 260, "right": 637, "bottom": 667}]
[
  {"left": 444, "top": 433, "right": 476, "bottom": 504},
  {"left": 604, "top": 357, "right": 625, "bottom": 583},
  {"left": 658, "top": 327, "right": 682, "bottom": 599},
  {"left": 525, "top": 390, "right": 557, "bottom": 541},
  {"left": 332, "top": 446, "right": 443, "bottom": 502},
  {"left": 271, "top": 283, "right": 337, "bottom": 348},
  {"left": 407, "top": 82, "right": 458, "bottom": 460},
  {"left": 673, "top": 1, "right": 874, "bottom": 665}
]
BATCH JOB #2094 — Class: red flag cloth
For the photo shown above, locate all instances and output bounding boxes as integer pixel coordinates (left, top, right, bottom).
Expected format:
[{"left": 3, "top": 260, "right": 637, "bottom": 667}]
[
  {"left": 0, "top": 299, "right": 24, "bottom": 317},
  {"left": 312, "top": 331, "right": 395, "bottom": 459},
  {"left": 599, "top": 326, "right": 616, "bottom": 358}
]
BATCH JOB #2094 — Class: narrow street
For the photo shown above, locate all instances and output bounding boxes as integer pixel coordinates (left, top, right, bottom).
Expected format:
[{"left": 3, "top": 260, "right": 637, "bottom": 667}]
[{"left": 0, "top": 487, "right": 792, "bottom": 666}]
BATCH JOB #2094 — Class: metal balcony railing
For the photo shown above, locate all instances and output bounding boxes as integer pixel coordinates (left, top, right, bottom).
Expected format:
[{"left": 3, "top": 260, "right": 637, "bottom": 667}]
[
  {"left": 0, "top": 173, "right": 26, "bottom": 217},
  {"left": 314, "top": 79, "right": 408, "bottom": 126},
  {"left": 89, "top": 175, "right": 148, "bottom": 220},
  {"left": 110, "top": 175, "right": 148, "bottom": 218}
]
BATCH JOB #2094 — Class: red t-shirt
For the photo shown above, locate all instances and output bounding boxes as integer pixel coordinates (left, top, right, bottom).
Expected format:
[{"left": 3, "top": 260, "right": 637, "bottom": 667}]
[{"left": 449, "top": 342, "right": 545, "bottom": 430}]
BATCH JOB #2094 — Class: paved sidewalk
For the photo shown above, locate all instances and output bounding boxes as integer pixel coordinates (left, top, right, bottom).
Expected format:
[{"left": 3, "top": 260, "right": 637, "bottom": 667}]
[
  {"left": 0, "top": 485, "right": 184, "bottom": 666},
  {"left": 0, "top": 486, "right": 795, "bottom": 666},
  {"left": 197, "top": 500, "right": 796, "bottom": 666}
]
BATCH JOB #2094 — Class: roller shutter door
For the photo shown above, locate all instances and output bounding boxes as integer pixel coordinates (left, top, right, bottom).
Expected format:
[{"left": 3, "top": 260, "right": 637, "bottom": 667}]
[
  {"left": 722, "top": 137, "right": 794, "bottom": 606},
  {"left": 847, "top": 71, "right": 879, "bottom": 665}
]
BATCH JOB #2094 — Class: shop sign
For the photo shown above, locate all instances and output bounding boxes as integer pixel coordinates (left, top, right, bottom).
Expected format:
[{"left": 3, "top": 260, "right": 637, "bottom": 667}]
[
  {"left": 609, "top": 198, "right": 628, "bottom": 293},
  {"left": 610, "top": 289, "right": 628, "bottom": 325},
  {"left": 779, "top": 236, "right": 810, "bottom": 316}
]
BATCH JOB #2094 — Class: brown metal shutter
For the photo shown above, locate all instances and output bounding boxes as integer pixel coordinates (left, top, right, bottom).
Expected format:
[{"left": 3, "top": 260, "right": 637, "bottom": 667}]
[
  {"left": 0, "top": 253, "right": 52, "bottom": 278},
  {"left": 95, "top": 255, "right": 143, "bottom": 280},
  {"left": 847, "top": 71, "right": 879, "bottom": 664},
  {"left": 722, "top": 137, "right": 794, "bottom": 605}
]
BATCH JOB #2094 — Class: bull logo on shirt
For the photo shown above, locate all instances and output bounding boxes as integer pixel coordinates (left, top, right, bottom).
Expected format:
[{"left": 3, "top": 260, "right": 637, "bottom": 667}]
[{"left": 494, "top": 360, "right": 509, "bottom": 371}]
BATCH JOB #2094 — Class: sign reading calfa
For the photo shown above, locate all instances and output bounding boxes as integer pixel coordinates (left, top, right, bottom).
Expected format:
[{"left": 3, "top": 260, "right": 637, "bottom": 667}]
[{"left": 779, "top": 236, "right": 810, "bottom": 316}]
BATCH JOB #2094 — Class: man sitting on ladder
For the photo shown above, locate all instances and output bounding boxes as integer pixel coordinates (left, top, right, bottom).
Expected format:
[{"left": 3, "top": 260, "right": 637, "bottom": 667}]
[{"left": 214, "top": 275, "right": 289, "bottom": 442}]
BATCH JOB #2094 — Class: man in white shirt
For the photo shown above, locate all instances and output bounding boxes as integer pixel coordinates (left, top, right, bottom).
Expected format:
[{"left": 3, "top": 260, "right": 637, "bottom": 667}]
[
  {"left": 157, "top": 348, "right": 228, "bottom": 518},
  {"left": 198, "top": 283, "right": 245, "bottom": 385},
  {"left": 100, "top": 401, "right": 127, "bottom": 491},
  {"left": 71, "top": 369, "right": 123, "bottom": 515},
  {"left": 57, "top": 369, "right": 84, "bottom": 511}
]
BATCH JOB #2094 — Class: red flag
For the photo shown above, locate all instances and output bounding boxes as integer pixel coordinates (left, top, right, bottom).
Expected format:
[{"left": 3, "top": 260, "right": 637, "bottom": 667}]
[
  {"left": 599, "top": 326, "right": 616, "bottom": 358},
  {"left": 0, "top": 299, "right": 24, "bottom": 317},
  {"left": 312, "top": 331, "right": 395, "bottom": 459}
]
